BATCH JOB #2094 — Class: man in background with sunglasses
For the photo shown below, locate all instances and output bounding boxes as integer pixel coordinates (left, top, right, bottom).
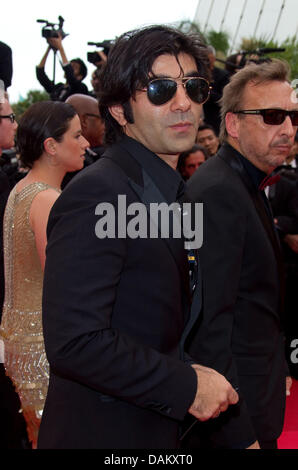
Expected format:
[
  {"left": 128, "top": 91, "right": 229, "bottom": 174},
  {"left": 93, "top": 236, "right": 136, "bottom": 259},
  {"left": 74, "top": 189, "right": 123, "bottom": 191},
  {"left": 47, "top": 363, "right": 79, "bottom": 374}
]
[
  {"left": 0, "top": 95, "right": 30, "bottom": 449},
  {"left": 184, "top": 60, "right": 298, "bottom": 450},
  {"left": 38, "top": 25, "right": 239, "bottom": 449},
  {"left": 0, "top": 95, "right": 18, "bottom": 316},
  {"left": 61, "top": 93, "right": 106, "bottom": 188}
]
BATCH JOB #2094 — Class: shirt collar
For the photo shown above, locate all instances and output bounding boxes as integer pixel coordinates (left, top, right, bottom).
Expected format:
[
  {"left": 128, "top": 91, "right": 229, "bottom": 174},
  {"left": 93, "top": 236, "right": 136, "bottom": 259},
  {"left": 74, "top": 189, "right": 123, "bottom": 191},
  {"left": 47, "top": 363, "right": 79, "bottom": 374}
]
[
  {"left": 226, "top": 143, "right": 267, "bottom": 190},
  {"left": 120, "top": 135, "right": 184, "bottom": 203}
]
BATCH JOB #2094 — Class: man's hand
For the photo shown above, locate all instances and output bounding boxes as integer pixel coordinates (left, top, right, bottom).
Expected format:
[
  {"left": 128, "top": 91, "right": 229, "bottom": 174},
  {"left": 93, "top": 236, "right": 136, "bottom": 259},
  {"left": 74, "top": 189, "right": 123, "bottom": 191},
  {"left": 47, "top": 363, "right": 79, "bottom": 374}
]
[
  {"left": 284, "top": 234, "right": 298, "bottom": 253},
  {"left": 246, "top": 441, "right": 260, "bottom": 449},
  {"left": 189, "top": 364, "right": 239, "bottom": 421},
  {"left": 96, "top": 50, "right": 108, "bottom": 63},
  {"left": 47, "top": 34, "right": 63, "bottom": 52},
  {"left": 47, "top": 33, "right": 68, "bottom": 67}
]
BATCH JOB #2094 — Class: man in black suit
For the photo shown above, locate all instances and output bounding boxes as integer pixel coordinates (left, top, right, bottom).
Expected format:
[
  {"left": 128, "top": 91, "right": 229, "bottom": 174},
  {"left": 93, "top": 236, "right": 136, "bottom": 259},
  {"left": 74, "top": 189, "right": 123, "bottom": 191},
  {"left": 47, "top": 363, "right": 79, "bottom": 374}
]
[
  {"left": 269, "top": 170, "right": 298, "bottom": 379},
  {"left": 0, "top": 95, "right": 18, "bottom": 313},
  {"left": 37, "top": 25, "right": 238, "bottom": 450},
  {"left": 183, "top": 60, "right": 298, "bottom": 449},
  {"left": 61, "top": 93, "right": 105, "bottom": 188},
  {"left": 0, "top": 95, "right": 29, "bottom": 448}
]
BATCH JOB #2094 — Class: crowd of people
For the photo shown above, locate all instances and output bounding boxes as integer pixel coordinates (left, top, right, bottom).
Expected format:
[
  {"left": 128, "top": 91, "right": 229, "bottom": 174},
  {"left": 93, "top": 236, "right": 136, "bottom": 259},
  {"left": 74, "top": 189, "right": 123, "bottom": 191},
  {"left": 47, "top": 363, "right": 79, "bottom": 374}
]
[{"left": 0, "top": 23, "right": 297, "bottom": 451}]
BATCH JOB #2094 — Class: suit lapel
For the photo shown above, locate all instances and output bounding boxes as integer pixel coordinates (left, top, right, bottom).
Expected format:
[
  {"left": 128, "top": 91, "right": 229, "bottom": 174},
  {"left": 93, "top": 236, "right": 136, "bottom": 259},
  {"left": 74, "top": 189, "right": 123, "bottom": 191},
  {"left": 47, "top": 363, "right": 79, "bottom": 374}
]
[
  {"left": 219, "top": 145, "right": 285, "bottom": 321},
  {"left": 102, "top": 144, "right": 190, "bottom": 300},
  {"left": 132, "top": 170, "right": 189, "bottom": 285},
  {"left": 219, "top": 146, "right": 283, "bottom": 260}
]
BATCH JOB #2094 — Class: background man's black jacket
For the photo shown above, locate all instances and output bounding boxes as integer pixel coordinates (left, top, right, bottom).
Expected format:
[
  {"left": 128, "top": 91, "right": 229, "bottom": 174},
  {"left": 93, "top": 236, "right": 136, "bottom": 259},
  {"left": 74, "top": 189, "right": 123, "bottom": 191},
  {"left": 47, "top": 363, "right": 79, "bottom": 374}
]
[{"left": 183, "top": 143, "right": 286, "bottom": 448}]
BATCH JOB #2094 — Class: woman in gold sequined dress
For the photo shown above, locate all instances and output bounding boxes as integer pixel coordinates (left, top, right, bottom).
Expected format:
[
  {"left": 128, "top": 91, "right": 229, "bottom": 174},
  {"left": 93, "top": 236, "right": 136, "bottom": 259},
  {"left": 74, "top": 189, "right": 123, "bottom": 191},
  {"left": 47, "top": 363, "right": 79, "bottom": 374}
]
[{"left": 0, "top": 101, "right": 89, "bottom": 447}]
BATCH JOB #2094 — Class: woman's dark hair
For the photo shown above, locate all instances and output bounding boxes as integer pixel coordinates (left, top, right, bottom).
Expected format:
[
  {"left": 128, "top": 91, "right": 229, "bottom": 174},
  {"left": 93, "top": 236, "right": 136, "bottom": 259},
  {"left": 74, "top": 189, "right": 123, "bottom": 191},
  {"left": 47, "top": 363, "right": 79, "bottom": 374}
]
[
  {"left": 17, "top": 101, "right": 77, "bottom": 169},
  {"left": 98, "top": 25, "right": 210, "bottom": 144}
]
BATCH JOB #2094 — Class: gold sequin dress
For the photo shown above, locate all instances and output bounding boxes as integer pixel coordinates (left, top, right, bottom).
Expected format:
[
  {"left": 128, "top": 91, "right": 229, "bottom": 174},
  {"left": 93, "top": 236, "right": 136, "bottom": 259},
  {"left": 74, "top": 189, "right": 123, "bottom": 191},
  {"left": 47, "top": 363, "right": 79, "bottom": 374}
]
[{"left": 0, "top": 182, "right": 59, "bottom": 446}]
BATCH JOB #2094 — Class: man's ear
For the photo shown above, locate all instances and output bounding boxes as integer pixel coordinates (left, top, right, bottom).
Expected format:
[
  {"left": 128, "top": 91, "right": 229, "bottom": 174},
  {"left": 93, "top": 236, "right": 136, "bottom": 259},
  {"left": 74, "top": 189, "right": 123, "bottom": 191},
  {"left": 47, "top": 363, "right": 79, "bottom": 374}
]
[
  {"left": 80, "top": 114, "right": 88, "bottom": 131},
  {"left": 108, "top": 104, "right": 128, "bottom": 126},
  {"left": 225, "top": 112, "right": 240, "bottom": 139},
  {"left": 43, "top": 137, "right": 57, "bottom": 155}
]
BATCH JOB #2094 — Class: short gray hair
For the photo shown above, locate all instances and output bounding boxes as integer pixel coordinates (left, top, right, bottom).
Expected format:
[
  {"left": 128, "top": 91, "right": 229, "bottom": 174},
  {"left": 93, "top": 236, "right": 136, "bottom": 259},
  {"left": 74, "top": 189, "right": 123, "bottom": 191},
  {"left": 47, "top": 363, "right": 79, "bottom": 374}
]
[{"left": 219, "top": 59, "right": 291, "bottom": 143}]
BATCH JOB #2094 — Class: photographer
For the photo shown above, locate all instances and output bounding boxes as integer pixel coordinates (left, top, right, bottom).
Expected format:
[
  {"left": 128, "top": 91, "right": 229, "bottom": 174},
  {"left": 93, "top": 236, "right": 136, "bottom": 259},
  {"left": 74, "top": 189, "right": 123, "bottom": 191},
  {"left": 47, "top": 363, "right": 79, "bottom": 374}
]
[
  {"left": 36, "top": 34, "right": 89, "bottom": 101},
  {"left": 89, "top": 51, "right": 107, "bottom": 98},
  {"left": 90, "top": 68, "right": 101, "bottom": 98}
]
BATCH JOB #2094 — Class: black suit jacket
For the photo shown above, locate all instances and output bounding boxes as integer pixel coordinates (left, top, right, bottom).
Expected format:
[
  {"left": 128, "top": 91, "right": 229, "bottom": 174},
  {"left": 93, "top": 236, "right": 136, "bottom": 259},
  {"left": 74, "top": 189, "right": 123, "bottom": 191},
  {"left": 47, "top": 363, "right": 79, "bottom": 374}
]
[
  {"left": 0, "top": 170, "right": 10, "bottom": 319},
  {"left": 269, "top": 170, "right": 298, "bottom": 236},
  {"left": 183, "top": 143, "right": 286, "bottom": 448},
  {"left": 38, "top": 136, "right": 200, "bottom": 449}
]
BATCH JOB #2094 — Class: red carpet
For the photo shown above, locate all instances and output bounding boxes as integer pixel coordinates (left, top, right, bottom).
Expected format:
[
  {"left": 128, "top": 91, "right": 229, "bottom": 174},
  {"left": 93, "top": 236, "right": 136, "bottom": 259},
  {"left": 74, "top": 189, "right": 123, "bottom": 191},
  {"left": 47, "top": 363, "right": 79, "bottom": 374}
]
[{"left": 278, "top": 379, "right": 298, "bottom": 449}]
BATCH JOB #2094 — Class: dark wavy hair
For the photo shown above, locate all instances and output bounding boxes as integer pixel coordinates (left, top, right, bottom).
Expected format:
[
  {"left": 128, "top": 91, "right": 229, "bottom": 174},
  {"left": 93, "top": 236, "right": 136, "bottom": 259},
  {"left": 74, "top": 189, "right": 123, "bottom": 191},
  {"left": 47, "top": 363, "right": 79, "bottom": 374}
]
[
  {"left": 98, "top": 25, "right": 210, "bottom": 144},
  {"left": 71, "top": 58, "right": 88, "bottom": 80},
  {"left": 17, "top": 101, "right": 77, "bottom": 169}
]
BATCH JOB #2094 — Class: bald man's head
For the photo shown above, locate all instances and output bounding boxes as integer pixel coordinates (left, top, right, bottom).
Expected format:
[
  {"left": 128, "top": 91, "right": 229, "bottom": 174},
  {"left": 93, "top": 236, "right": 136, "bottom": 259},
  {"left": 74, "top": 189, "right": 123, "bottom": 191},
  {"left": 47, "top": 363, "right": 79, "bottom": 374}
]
[
  {"left": 66, "top": 94, "right": 105, "bottom": 147},
  {"left": 66, "top": 94, "right": 99, "bottom": 115}
]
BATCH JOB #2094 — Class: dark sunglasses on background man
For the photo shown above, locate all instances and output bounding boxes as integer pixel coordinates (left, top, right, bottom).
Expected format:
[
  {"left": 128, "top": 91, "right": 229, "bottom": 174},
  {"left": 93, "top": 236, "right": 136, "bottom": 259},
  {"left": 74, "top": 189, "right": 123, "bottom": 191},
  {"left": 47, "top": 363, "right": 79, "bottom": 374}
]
[
  {"left": 0, "top": 113, "right": 16, "bottom": 123},
  {"left": 142, "top": 77, "right": 211, "bottom": 106},
  {"left": 234, "top": 108, "right": 298, "bottom": 126},
  {"left": 85, "top": 113, "right": 102, "bottom": 119}
]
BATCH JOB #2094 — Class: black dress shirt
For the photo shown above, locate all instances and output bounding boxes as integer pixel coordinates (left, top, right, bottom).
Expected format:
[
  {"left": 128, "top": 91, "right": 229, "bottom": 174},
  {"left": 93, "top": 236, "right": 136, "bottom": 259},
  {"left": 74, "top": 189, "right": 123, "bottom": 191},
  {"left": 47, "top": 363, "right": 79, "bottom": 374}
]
[
  {"left": 0, "top": 169, "right": 10, "bottom": 319},
  {"left": 121, "top": 136, "right": 185, "bottom": 205}
]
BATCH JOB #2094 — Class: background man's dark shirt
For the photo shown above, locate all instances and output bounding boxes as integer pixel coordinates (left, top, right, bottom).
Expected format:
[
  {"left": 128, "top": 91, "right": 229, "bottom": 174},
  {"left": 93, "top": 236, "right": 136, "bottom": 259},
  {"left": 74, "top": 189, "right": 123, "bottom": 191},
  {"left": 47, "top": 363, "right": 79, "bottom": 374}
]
[
  {"left": 0, "top": 169, "right": 10, "bottom": 318},
  {"left": 36, "top": 63, "right": 89, "bottom": 101}
]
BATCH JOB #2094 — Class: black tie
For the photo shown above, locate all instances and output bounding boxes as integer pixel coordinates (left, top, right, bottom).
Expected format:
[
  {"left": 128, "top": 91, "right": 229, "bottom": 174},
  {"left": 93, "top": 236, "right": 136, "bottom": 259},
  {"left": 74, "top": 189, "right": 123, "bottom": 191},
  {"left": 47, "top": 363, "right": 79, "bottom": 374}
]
[{"left": 176, "top": 181, "right": 198, "bottom": 297}]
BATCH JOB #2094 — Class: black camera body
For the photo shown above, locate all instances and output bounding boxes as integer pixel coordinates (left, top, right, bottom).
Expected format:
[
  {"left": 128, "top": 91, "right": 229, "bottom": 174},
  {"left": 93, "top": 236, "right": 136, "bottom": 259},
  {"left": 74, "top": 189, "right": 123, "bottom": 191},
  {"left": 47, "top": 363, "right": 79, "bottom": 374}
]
[
  {"left": 42, "top": 28, "right": 62, "bottom": 39},
  {"left": 37, "top": 16, "right": 68, "bottom": 41},
  {"left": 238, "top": 47, "right": 286, "bottom": 68},
  {"left": 87, "top": 40, "right": 113, "bottom": 65},
  {"left": 87, "top": 52, "right": 101, "bottom": 65}
]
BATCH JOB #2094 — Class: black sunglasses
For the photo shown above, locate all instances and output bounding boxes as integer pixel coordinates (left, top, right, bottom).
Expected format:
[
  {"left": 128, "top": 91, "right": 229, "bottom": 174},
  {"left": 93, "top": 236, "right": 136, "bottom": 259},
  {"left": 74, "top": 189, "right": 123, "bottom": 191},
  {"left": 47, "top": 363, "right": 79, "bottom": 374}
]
[
  {"left": 0, "top": 113, "right": 16, "bottom": 123},
  {"left": 234, "top": 108, "right": 298, "bottom": 126},
  {"left": 144, "top": 77, "right": 211, "bottom": 106},
  {"left": 85, "top": 113, "right": 102, "bottom": 119}
]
